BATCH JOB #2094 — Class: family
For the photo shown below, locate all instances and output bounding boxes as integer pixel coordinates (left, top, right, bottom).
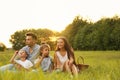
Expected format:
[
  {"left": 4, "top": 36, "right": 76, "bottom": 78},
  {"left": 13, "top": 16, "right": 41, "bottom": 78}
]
[{"left": 0, "top": 32, "right": 78, "bottom": 76}]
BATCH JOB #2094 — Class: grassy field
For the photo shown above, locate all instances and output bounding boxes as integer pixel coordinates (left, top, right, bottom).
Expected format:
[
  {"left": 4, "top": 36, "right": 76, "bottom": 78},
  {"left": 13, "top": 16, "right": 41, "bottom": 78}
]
[{"left": 0, "top": 50, "right": 120, "bottom": 80}]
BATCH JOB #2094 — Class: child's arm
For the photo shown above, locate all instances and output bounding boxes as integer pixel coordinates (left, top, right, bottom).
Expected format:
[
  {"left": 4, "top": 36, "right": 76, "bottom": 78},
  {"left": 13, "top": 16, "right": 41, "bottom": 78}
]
[
  {"left": 53, "top": 52, "right": 58, "bottom": 69},
  {"left": 9, "top": 51, "right": 19, "bottom": 63},
  {"left": 34, "top": 56, "right": 44, "bottom": 68}
]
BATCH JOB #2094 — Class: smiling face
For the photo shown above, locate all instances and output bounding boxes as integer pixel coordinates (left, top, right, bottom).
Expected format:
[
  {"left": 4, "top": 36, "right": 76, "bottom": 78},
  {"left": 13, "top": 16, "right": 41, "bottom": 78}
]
[
  {"left": 19, "top": 50, "right": 28, "bottom": 58},
  {"left": 57, "top": 38, "right": 65, "bottom": 49}
]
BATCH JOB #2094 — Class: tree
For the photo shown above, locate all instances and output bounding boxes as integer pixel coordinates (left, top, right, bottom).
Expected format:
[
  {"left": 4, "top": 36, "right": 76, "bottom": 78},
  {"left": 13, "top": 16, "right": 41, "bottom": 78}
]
[
  {"left": 9, "top": 28, "right": 57, "bottom": 50},
  {"left": 62, "top": 16, "right": 90, "bottom": 47},
  {"left": 0, "top": 42, "right": 6, "bottom": 51},
  {"left": 63, "top": 15, "right": 120, "bottom": 50},
  {"left": 9, "top": 30, "right": 28, "bottom": 50}
]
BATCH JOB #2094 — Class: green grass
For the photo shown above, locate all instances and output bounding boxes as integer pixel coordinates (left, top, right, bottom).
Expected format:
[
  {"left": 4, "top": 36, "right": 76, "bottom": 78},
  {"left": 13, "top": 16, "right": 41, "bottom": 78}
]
[{"left": 0, "top": 50, "right": 120, "bottom": 80}]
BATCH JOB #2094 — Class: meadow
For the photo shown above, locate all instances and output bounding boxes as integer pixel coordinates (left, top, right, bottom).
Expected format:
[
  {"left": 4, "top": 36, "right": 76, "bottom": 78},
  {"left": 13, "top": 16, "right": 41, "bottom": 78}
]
[{"left": 0, "top": 50, "right": 120, "bottom": 80}]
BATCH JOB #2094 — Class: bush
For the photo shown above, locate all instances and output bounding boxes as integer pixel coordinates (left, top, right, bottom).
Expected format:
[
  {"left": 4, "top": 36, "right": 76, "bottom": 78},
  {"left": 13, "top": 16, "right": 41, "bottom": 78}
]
[{"left": 0, "top": 42, "right": 6, "bottom": 51}]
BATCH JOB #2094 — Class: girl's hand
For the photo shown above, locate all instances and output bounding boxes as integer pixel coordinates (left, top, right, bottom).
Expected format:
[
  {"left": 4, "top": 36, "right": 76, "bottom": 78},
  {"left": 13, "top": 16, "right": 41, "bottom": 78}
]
[{"left": 41, "top": 53, "right": 46, "bottom": 58}]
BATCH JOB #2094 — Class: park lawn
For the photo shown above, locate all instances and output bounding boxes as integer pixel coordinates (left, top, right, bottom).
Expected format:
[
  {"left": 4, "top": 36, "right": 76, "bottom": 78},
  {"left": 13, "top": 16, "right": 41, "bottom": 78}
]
[{"left": 0, "top": 50, "right": 120, "bottom": 80}]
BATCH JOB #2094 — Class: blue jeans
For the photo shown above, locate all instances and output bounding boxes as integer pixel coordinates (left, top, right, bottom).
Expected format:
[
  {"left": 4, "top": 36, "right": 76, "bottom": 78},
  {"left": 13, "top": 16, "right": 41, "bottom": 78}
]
[{"left": 0, "top": 64, "right": 14, "bottom": 71}]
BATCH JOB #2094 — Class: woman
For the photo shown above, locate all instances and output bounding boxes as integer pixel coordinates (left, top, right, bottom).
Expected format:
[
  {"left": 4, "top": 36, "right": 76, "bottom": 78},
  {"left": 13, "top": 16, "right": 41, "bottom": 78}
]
[{"left": 54, "top": 36, "right": 78, "bottom": 75}]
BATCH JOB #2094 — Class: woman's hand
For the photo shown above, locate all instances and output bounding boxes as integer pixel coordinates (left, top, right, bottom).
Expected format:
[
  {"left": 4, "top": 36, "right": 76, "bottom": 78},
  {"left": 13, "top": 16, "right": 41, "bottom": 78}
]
[
  {"left": 68, "top": 60, "right": 73, "bottom": 67},
  {"left": 68, "top": 57, "right": 74, "bottom": 68}
]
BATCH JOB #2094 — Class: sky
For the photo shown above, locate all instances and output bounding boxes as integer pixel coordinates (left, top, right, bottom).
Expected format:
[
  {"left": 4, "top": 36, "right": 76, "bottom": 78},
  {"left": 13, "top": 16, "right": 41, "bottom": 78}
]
[{"left": 0, "top": 0, "right": 120, "bottom": 48}]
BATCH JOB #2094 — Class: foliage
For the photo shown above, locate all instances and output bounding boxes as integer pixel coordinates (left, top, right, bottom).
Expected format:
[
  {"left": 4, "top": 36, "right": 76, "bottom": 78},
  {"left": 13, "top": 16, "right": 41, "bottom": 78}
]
[
  {"left": 61, "top": 16, "right": 90, "bottom": 46},
  {"left": 9, "top": 15, "right": 120, "bottom": 50},
  {"left": 62, "top": 15, "right": 120, "bottom": 50},
  {"left": 9, "top": 29, "right": 29, "bottom": 50},
  {"left": 9, "top": 29, "right": 59, "bottom": 50},
  {"left": 0, "top": 42, "right": 6, "bottom": 51}
]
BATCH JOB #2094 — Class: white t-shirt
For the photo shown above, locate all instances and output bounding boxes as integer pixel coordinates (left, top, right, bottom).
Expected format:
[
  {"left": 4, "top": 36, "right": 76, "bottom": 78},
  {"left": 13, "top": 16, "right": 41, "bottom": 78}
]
[{"left": 14, "top": 59, "right": 33, "bottom": 69}]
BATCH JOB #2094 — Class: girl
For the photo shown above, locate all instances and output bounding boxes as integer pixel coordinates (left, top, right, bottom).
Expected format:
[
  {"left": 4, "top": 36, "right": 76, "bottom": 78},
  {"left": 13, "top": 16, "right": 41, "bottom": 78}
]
[
  {"left": 34, "top": 44, "right": 53, "bottom": 72},
  {"left": 54, "top": 36, "right": 78, "bottom": 75}
]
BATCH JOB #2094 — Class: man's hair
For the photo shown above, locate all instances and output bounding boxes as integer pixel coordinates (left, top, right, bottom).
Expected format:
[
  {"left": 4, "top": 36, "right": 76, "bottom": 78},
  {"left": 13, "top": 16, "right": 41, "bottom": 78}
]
[{"left": 25, "top": 32, "right": 37, "bottom": 40}]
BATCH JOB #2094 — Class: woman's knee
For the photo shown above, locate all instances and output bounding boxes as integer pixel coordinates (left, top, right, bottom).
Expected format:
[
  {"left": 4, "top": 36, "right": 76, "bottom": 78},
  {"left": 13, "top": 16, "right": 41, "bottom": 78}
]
[{"left": 72, "top": 64, "right": 78, "bottom": 73}]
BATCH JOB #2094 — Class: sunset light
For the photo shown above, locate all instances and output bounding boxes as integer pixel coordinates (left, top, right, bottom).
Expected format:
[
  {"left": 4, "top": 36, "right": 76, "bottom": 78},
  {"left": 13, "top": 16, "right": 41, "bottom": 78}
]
[{"left": 0, "top": 0, "right": 120, "bottom": 48}]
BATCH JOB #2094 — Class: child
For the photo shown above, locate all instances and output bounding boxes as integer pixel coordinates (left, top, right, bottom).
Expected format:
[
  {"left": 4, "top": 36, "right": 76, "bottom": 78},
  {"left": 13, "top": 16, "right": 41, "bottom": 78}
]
[
  {"left": 10, "top": 50, "right": 33, "bottom": 71},
  {"left": 34, "top": 44, "right": 53, "bottom": 72}
]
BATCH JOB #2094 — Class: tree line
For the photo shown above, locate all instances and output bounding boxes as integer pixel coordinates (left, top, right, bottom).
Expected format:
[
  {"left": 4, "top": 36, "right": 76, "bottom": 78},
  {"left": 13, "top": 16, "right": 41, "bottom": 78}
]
[
  {"left": 9, "top": 15, "right": 120, "bottom": 51},
  {"left": 62, "top": 15, "right": 120, "bottom": 50}
]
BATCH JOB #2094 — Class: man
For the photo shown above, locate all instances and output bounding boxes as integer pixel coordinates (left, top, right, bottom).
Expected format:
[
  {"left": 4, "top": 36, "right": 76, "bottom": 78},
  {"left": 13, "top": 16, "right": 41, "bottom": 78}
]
[{"left": 0, "top": 32, "right": 40, "bottom": 71}]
